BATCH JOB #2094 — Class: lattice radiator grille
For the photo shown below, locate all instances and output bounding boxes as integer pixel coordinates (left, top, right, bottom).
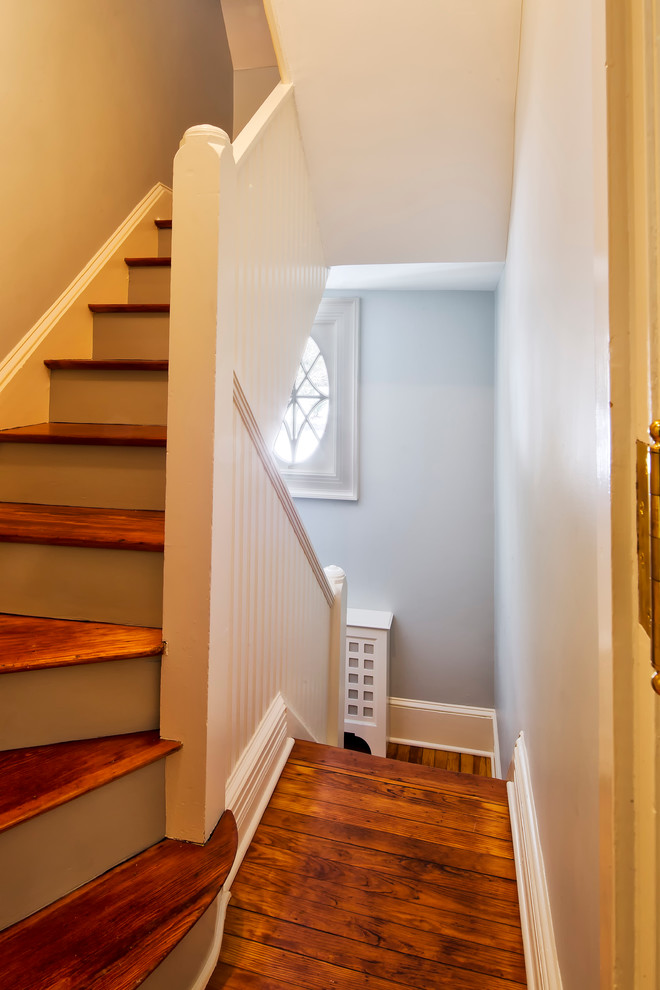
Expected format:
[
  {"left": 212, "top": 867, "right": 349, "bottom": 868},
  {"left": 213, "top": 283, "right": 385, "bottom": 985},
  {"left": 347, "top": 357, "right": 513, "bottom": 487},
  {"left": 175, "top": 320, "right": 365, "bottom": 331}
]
[{"left": 344, "top": 610, "right": 392, "bottom": 757}]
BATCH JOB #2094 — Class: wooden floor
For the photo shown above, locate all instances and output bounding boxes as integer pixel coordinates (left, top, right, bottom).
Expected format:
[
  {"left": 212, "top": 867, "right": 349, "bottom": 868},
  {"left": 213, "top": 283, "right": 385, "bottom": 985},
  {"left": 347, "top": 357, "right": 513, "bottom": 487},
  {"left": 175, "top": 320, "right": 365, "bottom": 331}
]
[
  {"left": 386, "top": 742, "right": 492, "bottom": 778},
  {"left": 212, "top": 739, "right": 526, "bottom": 989}
]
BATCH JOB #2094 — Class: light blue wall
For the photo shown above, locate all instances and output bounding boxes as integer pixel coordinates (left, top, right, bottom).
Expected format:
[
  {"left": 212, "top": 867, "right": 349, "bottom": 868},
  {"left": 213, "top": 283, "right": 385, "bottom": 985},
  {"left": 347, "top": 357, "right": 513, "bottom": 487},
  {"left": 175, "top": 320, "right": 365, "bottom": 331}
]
[{"left": 295, "top": 290, "right": 495, "bottom": 708}]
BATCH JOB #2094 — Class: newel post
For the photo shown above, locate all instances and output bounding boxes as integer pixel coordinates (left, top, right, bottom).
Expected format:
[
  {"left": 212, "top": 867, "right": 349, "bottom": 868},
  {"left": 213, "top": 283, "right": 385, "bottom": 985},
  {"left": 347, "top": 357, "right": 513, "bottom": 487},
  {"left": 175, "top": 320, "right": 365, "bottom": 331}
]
[
  {"left": 324, "top": 565, "right": 347, "bottom": 746},
  {"left": 161, "top": 125, "right": 236, "bottom": 842}
]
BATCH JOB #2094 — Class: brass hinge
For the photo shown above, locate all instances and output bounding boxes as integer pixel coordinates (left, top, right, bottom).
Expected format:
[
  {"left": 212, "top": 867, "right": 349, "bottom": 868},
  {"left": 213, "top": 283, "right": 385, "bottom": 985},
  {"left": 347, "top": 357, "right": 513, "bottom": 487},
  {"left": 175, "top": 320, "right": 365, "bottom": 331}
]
[{"left": 637, "top": 422, "right": 660, "bottom": 694}]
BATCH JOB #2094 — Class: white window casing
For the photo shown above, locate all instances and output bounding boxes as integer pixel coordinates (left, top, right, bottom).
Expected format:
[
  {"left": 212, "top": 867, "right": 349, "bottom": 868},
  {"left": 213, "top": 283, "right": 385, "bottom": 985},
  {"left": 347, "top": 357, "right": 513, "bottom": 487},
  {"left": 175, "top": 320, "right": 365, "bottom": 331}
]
[{"left": 276, "top": 296, "right": 359, "bottom": 500}]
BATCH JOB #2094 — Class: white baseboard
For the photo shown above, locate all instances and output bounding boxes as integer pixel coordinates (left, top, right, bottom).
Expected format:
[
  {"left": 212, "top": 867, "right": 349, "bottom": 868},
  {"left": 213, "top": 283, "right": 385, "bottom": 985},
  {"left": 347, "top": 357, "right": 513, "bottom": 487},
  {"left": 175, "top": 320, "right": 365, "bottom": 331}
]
[
  {"left": 0, "top": 182, "right": 171, "bottom": 429},
  {"left": 388, "top": 697, "right": 501, "bottom": 776},
  {"left": 507, "top": 732, "right": 562, "bottom": 989},
  {"left": 224, "top": 692, "right": 294, "bottom": 889}
]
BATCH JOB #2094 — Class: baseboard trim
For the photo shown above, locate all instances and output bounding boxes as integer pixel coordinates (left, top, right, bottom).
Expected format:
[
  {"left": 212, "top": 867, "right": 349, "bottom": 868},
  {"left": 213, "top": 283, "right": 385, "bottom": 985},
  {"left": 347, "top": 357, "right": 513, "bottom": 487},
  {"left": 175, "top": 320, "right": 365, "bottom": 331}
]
[
  {"left": 388, "top": 697, "right": 500, "bottom": 776},
  {"left": 507, "top": 732, "right": 562, "bottom": 989},
  {"left": 224, "top": 692, "right": 293, "bottom": 888}
]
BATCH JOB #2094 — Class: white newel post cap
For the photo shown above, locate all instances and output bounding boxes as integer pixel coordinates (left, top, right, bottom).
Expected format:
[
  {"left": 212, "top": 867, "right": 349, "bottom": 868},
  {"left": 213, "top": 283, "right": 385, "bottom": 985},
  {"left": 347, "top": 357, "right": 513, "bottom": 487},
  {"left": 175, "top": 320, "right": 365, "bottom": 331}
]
[
  {"left": 180, "top": 124, "right": 231, "bottom": 149},
  {"left": 324, "top": 565, "right": 346, "bottom": 595}
]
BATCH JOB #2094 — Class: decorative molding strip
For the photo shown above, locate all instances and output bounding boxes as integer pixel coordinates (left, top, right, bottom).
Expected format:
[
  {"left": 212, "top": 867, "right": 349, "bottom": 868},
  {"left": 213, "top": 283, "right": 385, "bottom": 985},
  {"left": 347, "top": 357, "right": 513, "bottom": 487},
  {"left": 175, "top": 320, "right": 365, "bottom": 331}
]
[
  {"left": 233, "top": 82, "right": 293, "bottom": 166},
  {"left": 233, "top": 372, "right": 334, "bottom": 606},
  {"left": 388, "top": 697, "right": 500, "bottom": 775},
  {"left": 225, "top": 692, "right": 294, "bottom": 888},
  {"left": 0, "top": 182, "right": 171, "bottom": 392},
  {"left": 507, "top": 732, "right": 563, "bottom": 989}
]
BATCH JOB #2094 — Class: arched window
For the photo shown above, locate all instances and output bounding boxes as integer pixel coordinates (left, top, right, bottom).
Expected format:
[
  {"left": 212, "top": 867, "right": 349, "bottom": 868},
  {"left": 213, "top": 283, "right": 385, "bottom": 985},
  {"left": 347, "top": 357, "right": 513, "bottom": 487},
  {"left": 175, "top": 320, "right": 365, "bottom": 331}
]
[{"left": 274, "top": 297, "right": 359, "bottom": 500}]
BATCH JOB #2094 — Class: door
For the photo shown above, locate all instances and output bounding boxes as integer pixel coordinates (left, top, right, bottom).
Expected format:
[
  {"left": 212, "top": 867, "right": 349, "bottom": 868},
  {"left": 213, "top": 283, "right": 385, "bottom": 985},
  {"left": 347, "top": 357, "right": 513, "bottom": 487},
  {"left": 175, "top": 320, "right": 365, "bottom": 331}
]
[{"left": 608, "top": 0, "right": 660, "bottom": 985}]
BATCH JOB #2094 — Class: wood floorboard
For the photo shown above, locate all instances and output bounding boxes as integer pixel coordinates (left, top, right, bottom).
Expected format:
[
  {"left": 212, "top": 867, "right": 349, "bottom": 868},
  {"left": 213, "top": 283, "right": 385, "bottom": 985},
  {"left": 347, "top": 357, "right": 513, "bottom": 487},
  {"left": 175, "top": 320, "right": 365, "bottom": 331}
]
[
  {"left": 260, "top": 807, "right": 517, "bottom": 881},
  {"left": 240, "top": 831, "right": 523, "bottom": 926},
  {"left": 267, "top": 788, "right": 514, "bottom": 858},
  {"left": 280, "top": 761, "right": 511, "bottom": 831},
  {"left": 225, "top": 908, "right": 525, "bottom": 989},
  {"left": 276, "top": 763, "right": 511, "bottom": 837},
  {"left": 229, "top": 878, "right": 526, "bottom": 981},
  {"left": 233, "top": 859, "right": 525, "bottom": 950},
  {"left": 214, "top": 742, "right": 525, "bottom": 988},
  {"left": 208, "top": 962, "right": 306, "bottom": 989},
  {"left": 290, "top": 740, "right": 504, "bottom": 800}
]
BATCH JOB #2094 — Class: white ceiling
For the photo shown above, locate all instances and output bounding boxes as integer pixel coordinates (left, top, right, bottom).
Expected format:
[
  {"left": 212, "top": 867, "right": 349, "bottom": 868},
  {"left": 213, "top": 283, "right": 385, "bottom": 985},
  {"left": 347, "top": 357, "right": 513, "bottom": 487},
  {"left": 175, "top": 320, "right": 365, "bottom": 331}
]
[{"left": 267, "top": 0, "right": 522, "bottom": 267}]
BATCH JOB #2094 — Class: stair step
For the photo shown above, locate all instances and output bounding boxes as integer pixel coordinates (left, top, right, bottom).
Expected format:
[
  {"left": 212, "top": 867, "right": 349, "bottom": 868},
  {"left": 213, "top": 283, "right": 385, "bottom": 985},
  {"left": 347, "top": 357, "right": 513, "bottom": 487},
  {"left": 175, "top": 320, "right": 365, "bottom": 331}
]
[
  {"left": 0, "top": 615, "right": 163, "bottom": 673},
  {"left": 0, "top": 810, "right": 237, "bottom": 990},
  {"left": 45, "top": 359, "right": 168, "bottom": 371},
  {"left": 0, "top": 502, "right": 164, "bottom": 551},
  {"left": 126, "top": 258, "right": 171, "bottom": 304},
  {"left": 0, "top": 423, "right": 166, "bottom": 446},
  {"left": 124, "top": 257, "right": 171, "bottom": 267},
  {"left": 88, "top": 303, "right": 170, "bottom": 314},
  {"left": 289, "top": 738, "right": 509, "bottom": 802},
  {"left": 0, "top": 617, "right": 163, "bottom": 748},
  {"left": 0, "top": 731, "right": 180, "bottom": 834},
  {"left": 92, "top": 310, "right": 170, "bottom": 361},
  {"left": 0, "top": 427, "right": 167, "bottom": 509},
  {"left": 155, "top": 220, "right": 172, "bottom": 258},
  {"left": 46, "top": 362, "right": 168, "bottom": 425}
]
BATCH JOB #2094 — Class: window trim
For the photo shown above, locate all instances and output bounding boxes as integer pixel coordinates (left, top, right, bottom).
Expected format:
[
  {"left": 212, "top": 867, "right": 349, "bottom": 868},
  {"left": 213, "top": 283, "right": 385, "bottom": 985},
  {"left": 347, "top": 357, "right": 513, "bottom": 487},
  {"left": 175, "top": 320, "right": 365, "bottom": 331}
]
[{"left": 277, "top": 296, "right": 359, "bottom": 500}]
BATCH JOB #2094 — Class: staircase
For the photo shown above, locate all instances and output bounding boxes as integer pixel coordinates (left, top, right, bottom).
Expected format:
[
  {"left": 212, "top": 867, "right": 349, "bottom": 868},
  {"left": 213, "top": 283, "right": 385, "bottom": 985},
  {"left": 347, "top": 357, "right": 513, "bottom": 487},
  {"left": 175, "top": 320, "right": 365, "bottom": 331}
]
[{"left": 0, "top": 218, "right": 237, "bottom": 989}]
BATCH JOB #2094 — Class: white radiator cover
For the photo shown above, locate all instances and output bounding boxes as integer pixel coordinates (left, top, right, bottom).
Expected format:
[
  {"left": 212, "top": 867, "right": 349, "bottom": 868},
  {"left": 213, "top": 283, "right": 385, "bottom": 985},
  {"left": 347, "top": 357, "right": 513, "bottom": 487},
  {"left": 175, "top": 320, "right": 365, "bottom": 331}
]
[{"left": 344, "top": 608, "right": 392, "bottom": 757}]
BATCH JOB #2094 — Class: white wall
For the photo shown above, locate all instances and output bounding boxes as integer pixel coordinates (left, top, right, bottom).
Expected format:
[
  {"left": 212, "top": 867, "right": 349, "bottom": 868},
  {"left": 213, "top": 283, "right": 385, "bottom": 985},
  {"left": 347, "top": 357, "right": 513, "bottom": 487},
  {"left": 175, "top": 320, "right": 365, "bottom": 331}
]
[
  {"left": 0, "top": 0, "right": 233, "bottom": 362},
  {"left": 295, "top": 290, "right": 495, "bottom": 709},
  {"left": 495, "top": 0, "right": 609, "bottom": 984}
]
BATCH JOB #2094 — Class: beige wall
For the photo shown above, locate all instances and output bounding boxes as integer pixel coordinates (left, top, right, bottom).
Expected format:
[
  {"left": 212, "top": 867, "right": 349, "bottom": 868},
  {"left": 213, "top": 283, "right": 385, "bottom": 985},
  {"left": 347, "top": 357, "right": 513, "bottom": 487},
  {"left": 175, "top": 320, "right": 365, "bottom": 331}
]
[
  {"left": 0, "top": 1, "right": 233, "bottom": 362},
  {"left": 495, "top": 0, "right": 610, "bottom": 985}
]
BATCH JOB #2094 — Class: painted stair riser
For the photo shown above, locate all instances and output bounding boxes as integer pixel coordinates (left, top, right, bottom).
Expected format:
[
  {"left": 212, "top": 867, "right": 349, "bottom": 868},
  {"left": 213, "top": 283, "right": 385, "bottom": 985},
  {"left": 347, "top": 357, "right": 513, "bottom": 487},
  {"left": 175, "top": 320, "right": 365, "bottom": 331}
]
[
  {"left": 0, "top": 543, "right": 163, "bottom": 627},
  {"left": 92, "top": 313, "right": 170, "bottom": 360},
  {"left": 0, "top": 658, "right": 160, "bottom": 750},
  {"left": 158, "top": 228, "right": 172, "bottom": 257},
  {"left": 0, "top": 444, "right": 166, "bottom": 509},
  {"left": 0, "top": 760, "right": 165, "bottom": 931},
  {"left": 128, "top": 267, "right": 171, "bottom": 304},
  {"left": 49, "top": 369, "right": 168, "bottom": 426},
  {"left": 138, "top": 895, "right": 224, "bottom": 990}
]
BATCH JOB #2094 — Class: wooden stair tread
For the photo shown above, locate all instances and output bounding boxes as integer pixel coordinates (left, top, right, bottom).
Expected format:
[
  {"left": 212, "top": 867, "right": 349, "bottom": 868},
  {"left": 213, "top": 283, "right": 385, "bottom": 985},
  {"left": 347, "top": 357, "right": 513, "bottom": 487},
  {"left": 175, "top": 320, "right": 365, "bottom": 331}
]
[
  {"left": 0, "top": 731, "right": 180, "bottom": 833},
  {"left": 154, "top": 219, "right": 172, "bottom": 229},
  {"left": 0, "top": 502, "right": 164, "bottom": 551},
  {"left": 0, "top": 810, "right": 237, "bottom": 990},
  {"left": 124, "top": 256, "right": 171, "bottom": 267},
  {"left": 44, "top": 358, "right": 168, "bottom": 371},
  {"left": 88, "top": 303, "right": 170, "bottom": 313},
  {"left": 0, "top": 423, "right": 166, "bottom": 446},
  {"left": 0, "top": 614, "right": 163, "bottom": 673},
  {"left": 290, "top": 739, "right": 509, "bottom": 802}
]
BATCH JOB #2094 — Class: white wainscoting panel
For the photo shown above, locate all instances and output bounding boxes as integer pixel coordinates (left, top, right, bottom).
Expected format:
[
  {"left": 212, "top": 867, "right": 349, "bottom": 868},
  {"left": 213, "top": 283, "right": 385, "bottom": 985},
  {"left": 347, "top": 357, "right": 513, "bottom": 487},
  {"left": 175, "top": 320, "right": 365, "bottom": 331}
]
[
  {"left": 233, "top": 83, "right": 327, "bottom": 449},
  {"left": 507, "top": 732, "right": 563, "bottom": 989},
  {"left": 232, "top": 379, "right": 333, "bottom": 775}
]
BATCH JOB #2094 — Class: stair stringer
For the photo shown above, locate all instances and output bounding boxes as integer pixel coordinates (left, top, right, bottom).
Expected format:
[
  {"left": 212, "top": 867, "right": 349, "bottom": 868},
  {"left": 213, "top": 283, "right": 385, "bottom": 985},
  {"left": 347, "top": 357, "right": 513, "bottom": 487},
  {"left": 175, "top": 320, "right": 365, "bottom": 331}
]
[{"left": 0, "top": 183, "right": 171, "bottom": 430}]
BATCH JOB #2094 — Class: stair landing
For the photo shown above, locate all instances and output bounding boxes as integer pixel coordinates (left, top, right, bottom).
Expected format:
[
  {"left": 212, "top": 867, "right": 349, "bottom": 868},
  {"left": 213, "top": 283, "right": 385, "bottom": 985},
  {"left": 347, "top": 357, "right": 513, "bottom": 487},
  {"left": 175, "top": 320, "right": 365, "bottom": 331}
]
[{"left": 213, "top": 739, "right": 526, "bottom": 989}]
